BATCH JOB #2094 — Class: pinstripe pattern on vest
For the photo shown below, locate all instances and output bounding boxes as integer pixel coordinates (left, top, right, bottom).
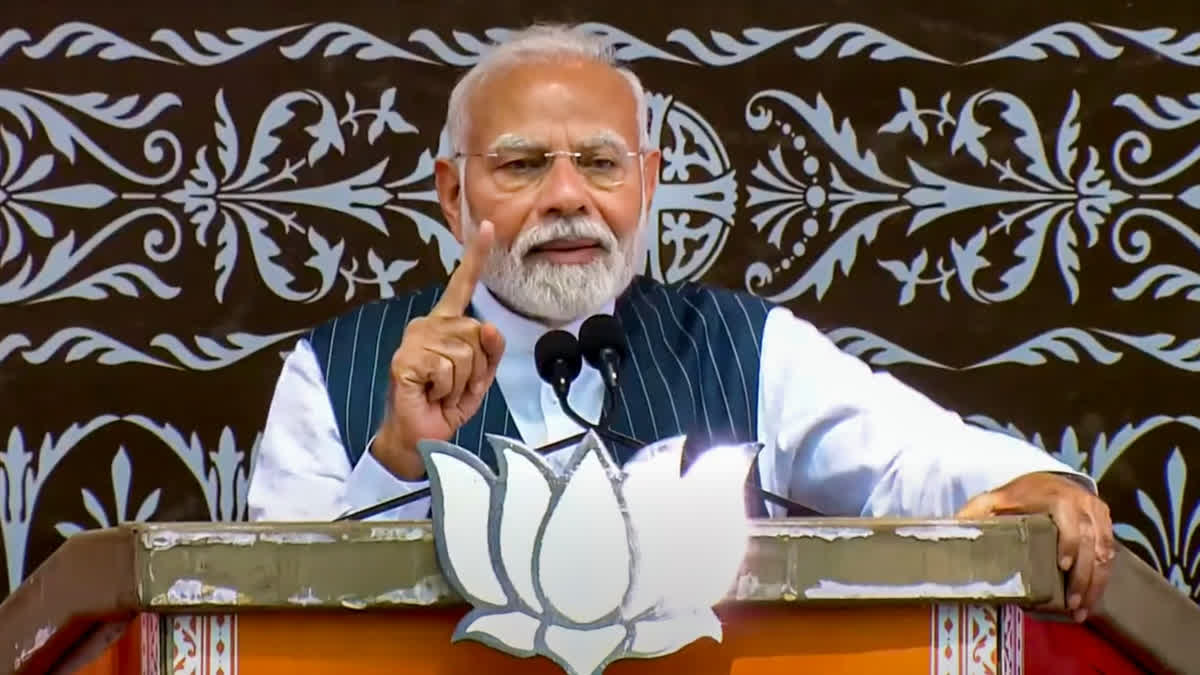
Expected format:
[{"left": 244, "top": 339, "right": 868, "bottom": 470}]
[{"left": 306, "top": 276, "right": 772, "bottom": 503}]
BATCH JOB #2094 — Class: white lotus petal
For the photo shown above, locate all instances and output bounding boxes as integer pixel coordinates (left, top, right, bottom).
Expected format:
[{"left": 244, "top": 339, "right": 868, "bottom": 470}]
[
  {"left": 538, "top": 437, "right": 631, "bottom": 623},
  {"left": 495, "top": 439, "right": 552, "bottom": 613},
  {"left": 426, "top": 447, "right": 507, "bottom": 607},
  {"left": 457, "top": 609, "right": 540, "bottom": 653},
  {"left": 622, "top": 433, "right": 687, "bottom": 475},
  {"left": 620, "top": 436, "right": 686, "bottom": 619},
  {"left": 630, "top": 610, "right": 722, "bottom": 657},
  {"left": 544, "top": 624, "right": 626, "bottom": 675},
  {"left": 665, "top": 443, "right": 759, "bottom": 610}
]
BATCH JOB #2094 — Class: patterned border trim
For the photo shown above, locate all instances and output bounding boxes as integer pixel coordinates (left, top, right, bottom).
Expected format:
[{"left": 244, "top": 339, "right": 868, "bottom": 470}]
[
  {"left": 1001, "top": 606, "right": 1024, "bottom": 675},
  {"left": 171, "top": 614, "right": 237, "bottom": 675},
  {"left": 140, "top": 613, "right": 161, "bottom": 675},
  {"left": 0, "top": 23, "right": 1197, "bottom": 68},
  {"left": 932, "top": 603, "right": 1000, "bottom": 675}
]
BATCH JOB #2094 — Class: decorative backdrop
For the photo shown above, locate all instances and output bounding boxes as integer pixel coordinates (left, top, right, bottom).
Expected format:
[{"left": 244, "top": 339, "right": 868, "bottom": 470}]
[{"left": 1, "top": 1, "right": 1198, "bottom": 604}]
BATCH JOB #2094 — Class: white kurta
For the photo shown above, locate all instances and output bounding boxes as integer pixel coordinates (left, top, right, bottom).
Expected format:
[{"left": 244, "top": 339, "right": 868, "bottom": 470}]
[{"left": 247, "top": 285, "right": 1090, "bottom": 521}]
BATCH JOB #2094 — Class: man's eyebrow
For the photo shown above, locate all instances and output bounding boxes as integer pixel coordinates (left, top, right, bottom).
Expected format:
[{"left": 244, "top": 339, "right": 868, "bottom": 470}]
[
  {"left": 575, "top": 132, "right": 631, "bottom": 153},
  {"left": 485, "top": 132, "right": 633, "bottom": 154},
  {"left": 488, "top": 134, "right": 541, "bottom": 153}
]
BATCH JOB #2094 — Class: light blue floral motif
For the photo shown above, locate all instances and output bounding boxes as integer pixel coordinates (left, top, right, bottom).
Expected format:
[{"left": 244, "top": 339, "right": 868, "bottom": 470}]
[
  {"left": 164, "top": 88, "right": 423, "bottom": 303},
  {"left": 0, "top": 417, "right": 257, "bottom": 591},
  {"left": 0, "top": 126, "right": 115, "bottom": 266},
  {"left": 0, "top": 120, "right": 183, "bottom": 305},
  {"left": 0, "top": 89, "right": 188, "bottom": 305},
  {"left": 743, "top": 87, "right": 1200, "bottom": 307},
  {"left": 966, "top": 414, "right": 1200, "bottom": 486},
  {"left": 643, "top": 93, "right": 738, "bottom": 284},
  {"left": 1114, "top": 449, "right": 1200, "bottom": 599},
  {"left": 54, "top": 446, "right": 162, "bottom": 537}
]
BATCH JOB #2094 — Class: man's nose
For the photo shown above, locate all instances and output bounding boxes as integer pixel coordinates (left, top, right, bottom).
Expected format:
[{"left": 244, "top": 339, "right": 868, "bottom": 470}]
[{"left": 535, "top": 154, "right": 591, "bottom": 219}]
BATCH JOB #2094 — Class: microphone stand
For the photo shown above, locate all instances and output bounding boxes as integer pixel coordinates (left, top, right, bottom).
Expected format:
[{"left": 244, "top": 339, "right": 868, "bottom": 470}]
[
  {"left": 335, "top": 484, "right": 430, "bottom": 521},
  {"left": 546, "top": 379, "right": 822, "bottom": 517},
  {"left": 536, "top": 387, "right": 642, "bottom": 455}
]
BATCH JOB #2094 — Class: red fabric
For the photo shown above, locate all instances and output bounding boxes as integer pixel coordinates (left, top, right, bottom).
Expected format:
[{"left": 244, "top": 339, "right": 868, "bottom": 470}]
[{"left": 1023, "top": 613, "right": 1147, "bottom": 675}]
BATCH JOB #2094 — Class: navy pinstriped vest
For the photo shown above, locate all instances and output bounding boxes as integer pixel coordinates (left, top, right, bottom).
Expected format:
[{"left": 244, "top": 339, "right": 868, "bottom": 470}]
[{"left": 306, "top": 275, "right": 774, "bottom": 514}]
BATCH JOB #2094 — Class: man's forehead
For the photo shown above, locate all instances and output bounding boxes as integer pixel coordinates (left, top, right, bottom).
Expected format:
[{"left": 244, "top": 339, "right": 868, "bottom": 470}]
[{"left": 466, "top": 60, "right": 641, "bottom": 150}]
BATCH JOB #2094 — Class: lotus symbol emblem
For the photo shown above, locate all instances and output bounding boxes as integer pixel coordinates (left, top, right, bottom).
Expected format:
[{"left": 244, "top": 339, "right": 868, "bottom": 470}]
[{"left": 418, "top": 431, "right": 762, "bottom": 675}]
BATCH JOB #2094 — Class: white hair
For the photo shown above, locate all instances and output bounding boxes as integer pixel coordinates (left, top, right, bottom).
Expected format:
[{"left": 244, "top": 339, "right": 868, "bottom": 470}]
[{"left": 445, "top": 23, "right": 651, "bottom": 154}]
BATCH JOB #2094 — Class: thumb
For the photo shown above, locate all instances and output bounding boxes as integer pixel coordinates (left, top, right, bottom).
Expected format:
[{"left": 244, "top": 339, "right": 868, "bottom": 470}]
[
  {"left": 955, "top": 491, "right": 998, "bottom": 519},
  {"left": 480, "top": 321, "right": 505, "bottom": 361}
]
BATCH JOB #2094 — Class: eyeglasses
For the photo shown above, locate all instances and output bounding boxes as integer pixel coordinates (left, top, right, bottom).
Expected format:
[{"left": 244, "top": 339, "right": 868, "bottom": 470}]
[{"left": 454, "top": 148, "right": 645, "bottom": 192}]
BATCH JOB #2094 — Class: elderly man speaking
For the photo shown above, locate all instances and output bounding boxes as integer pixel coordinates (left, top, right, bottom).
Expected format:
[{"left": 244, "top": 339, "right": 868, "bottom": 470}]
[{"left": 247, "top": 23, "right": 1115, "bottom": 621}]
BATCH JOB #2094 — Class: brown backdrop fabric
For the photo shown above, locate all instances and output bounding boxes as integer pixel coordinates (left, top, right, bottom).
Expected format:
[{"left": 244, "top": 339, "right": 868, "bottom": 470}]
[{"left": 0, "top": 1, "right": 1198, "bottom": 603}]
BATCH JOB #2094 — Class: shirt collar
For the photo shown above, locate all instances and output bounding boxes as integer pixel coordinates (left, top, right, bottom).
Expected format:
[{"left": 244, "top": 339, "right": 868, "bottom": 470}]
[{"left": 470, "top": 284, "right": 616, "bottom": 354}]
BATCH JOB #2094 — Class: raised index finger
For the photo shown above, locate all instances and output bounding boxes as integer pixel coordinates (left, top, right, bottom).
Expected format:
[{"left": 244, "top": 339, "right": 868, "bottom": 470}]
[{"left": 432, "top": 219, "right": 494, "bottom": 317}]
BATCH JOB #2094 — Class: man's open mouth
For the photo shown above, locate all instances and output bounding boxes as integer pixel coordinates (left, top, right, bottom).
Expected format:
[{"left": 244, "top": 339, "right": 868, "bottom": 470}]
[
  {"left": 529, "top": 238, "right": 604, "bottom": 254},
  {"left": 525, "top": 238, "right": 607, "bottom": 264}
]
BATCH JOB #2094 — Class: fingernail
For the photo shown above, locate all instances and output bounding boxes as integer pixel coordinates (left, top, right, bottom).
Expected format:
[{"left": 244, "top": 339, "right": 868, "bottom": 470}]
[
  {"left": 1068, "top": 594, "right": 1081, "bottom": 610},
  {"left": 1073, "top": 609, "right": 1088, "bottom": 623},
  {"left": 1060, "top": 556, "right": 1073, "bottom": 570}
]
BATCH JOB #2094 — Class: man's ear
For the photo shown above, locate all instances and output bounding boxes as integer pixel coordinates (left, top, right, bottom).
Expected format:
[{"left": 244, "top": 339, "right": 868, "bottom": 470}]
[
  {"left": 435, "top": 157, "right": 465, "bottom": 243},
  {"left": 640, "top": 148, "right": 661, "bottom": 207}
]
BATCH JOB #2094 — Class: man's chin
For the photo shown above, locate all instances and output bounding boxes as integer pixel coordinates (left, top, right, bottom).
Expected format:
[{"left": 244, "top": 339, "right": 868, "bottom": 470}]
[{"left": 492, "top": 275, "right": 612, "bottom": 323}]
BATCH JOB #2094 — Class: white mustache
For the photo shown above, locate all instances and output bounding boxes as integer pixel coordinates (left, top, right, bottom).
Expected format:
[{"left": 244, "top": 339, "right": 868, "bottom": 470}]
[{"left": 513, "top": 217, "right": 617, "bottom": 258}]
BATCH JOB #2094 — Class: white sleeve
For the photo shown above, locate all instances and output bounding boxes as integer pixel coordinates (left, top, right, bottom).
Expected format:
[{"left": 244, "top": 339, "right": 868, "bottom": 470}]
[
  {"left": 755, "top": 307, "right": 1095, "bottom": 518},
  {"left": 246, "top": 338, "right": 430, "bottom": 521}
]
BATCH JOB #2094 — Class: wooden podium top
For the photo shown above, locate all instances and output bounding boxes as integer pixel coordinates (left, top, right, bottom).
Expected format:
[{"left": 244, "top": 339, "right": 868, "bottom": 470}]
[{"left": 3, "top": 516, "right": 1197, "bottom": 673}]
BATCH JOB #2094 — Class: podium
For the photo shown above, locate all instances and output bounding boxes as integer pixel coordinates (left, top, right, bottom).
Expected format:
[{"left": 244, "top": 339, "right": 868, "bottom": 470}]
[{"left": 2, "top": 517, "right": 1197, "bottom": 674}]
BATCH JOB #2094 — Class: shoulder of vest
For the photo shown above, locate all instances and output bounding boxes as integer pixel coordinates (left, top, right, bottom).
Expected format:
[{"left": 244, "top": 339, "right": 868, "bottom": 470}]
[
  {"left": 625, "top": 275, "right": 775, "bottom": 320},
  {"left": 304, "top": 283, "right": 446, "bottom": 339},
  {"left": 301, "top": 283, "right": 449, "bottom": 378}
]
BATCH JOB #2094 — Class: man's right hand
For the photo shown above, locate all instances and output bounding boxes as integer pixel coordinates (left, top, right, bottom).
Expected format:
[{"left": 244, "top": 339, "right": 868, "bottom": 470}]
[{"left": 371, "top": 220, "right": 506, "bottom": 480}]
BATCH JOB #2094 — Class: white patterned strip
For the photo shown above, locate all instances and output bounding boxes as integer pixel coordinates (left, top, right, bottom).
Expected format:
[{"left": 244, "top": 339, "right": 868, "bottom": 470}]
[
  {"left": 171, "top": 615, "right": 201, "bottom": 675},
  {"left": 2, "top": 22, "right": 1199, "bottom": 67},
  {"left": 207, "top": 615, "right": 237, "bottom": 675},
  {"left": 965, "top": 605, "right": 999, "bottom": 674},
  {"left": 933, "top": 603, "right": 962, "bottom": 675},
  {"left": 932, "top": 604, "right": 1000, "bottom": 675},
  {"left": 170, "top": 615, "right": 237, "bottom": 675}
]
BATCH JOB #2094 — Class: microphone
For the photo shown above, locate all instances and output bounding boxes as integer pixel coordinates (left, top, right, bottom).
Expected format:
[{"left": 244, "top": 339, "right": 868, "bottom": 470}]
[
  {"left": 532, "top": 329, "right": 644, "bottom": 455},
  {"left": 534, "top": 330, "right": 583, "bottom": 400},
  {"left": 579, "top": 314, "right": 626, "bottom": 391}
]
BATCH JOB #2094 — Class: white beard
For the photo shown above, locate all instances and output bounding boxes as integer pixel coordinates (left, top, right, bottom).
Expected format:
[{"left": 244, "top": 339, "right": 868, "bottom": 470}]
[{"left": 462, "top": 204, "right": 641, "bottom": 324}]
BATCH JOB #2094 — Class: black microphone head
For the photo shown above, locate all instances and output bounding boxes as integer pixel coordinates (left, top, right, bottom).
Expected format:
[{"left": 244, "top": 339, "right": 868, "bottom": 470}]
[
  {"left": 534, "top": 329, "right": 582, "bottom": 386},
  {"left": 579, "top": 314, "right": 627, "bottom": 370}
]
